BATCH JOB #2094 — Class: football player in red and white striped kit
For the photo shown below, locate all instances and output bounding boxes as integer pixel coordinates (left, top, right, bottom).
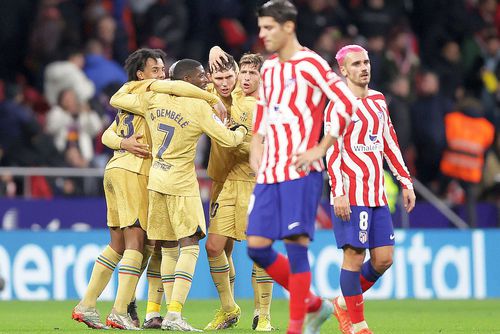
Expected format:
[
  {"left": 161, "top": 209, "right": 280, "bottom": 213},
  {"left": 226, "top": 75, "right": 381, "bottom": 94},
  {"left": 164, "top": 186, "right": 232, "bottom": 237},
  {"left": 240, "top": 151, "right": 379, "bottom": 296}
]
[
  {"left": 325, "top": 45, "right": 416, "bottom": 334},
  {"left": 246, "top": 2, "right": 358, "bottom": 334}
]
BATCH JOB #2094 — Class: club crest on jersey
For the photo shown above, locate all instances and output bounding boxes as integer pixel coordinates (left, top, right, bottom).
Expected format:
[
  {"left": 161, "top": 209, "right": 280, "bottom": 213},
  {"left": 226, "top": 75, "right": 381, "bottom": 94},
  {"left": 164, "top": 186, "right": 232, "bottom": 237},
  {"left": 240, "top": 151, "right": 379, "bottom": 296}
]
[
  {"left": 240, "top": 112, "right": 248, "bottom": 122},
  {"left": 359, "top": 231, "right": 368, "bottom": 244}
]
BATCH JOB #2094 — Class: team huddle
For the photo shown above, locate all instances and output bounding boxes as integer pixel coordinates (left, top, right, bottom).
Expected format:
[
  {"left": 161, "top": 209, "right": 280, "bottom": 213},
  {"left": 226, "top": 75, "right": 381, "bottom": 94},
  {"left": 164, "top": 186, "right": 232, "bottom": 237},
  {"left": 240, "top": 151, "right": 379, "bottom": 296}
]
[{"left": 71, "top": 1, "right": 415, "bottom": 334}]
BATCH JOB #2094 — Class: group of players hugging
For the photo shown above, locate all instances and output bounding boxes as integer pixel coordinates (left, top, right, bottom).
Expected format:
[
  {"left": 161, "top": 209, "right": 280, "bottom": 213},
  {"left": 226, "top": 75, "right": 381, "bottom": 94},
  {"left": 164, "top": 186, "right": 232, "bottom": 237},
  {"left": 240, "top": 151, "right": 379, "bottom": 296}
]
[{"left": 71, "top": 1, "right": 415, "bottom": 334}]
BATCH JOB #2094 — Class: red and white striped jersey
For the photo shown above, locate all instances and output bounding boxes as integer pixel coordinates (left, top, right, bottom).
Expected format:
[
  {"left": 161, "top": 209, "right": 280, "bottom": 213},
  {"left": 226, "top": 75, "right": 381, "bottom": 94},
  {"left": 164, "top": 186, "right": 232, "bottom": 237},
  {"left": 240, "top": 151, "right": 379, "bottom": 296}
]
[
  {"left": 253, "top": 48, "right": 356, "bottom": 184},
  {"left": 325, "top": 89, "right": 413, "bottom": 206}
]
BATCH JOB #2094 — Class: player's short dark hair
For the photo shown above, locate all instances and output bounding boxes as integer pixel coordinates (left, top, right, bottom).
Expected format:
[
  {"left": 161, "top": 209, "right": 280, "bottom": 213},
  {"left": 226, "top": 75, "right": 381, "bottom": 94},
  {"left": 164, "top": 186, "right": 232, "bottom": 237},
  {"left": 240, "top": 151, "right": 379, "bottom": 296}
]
[
  {"left": 124, "top": 48, "right": 166, "bottom": 81},
  {"left": 257, "top": 0, "right": 297, "bottom": 24},
  {"left": 171, "top": 59, "right": 203, "bottom": 80},
  {"left": 208, "top": 54, "right": 237, "bottom": 74},
  {"left": 239, "top": 53, "right": 264, "bottom": 71}
]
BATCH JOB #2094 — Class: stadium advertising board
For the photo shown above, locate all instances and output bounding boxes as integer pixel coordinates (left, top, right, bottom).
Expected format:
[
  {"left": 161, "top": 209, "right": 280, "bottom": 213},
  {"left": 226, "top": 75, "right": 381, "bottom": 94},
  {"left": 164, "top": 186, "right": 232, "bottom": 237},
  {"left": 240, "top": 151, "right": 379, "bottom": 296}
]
[{"left": 0, "top": 230, "right": 498, "bottom": 300}]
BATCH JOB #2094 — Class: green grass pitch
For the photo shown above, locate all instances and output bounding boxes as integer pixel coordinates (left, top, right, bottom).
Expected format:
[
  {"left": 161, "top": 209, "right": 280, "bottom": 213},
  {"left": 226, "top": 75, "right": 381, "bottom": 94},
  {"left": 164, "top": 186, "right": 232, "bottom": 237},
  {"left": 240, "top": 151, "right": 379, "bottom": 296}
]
[{"left": 0, "top": 299, "right": 499, "bottom": 333}]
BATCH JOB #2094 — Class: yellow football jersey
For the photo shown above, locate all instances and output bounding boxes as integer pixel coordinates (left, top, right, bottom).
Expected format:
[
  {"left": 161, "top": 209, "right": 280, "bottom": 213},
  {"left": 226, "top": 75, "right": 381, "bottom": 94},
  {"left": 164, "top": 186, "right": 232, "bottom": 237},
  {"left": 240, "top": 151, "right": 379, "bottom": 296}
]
[
  {"left": 110, "top": 88, "right": 247, "bottom": 197},
  {"left": 226, "top": 90, "right": 255, "bottom": 182},
  {"left": 103, "top": 83, "right": 152, "bottom": 175},
  {"left": 205, "top": 83, "right": 244, "bottom": 182},
  {"left": 103, "top": 79, "right": 219, "bottom": 176}
]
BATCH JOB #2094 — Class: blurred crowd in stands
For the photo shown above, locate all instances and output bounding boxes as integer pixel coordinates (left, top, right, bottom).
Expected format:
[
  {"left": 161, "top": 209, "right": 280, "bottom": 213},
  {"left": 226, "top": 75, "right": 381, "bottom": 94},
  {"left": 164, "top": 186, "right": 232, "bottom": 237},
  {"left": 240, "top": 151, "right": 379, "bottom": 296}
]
[{"left": 0, "top": 0, "right": 499, "bottom": 214}]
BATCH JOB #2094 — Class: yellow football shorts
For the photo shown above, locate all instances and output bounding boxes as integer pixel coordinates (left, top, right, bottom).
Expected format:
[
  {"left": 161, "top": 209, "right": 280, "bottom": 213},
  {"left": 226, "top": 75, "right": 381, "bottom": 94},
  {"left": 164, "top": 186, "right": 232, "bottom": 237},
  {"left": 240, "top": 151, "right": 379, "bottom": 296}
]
[
  {"left": 209, "top": 180, "right": 254, "bottom": 241},
  {"left": 147, "top": 190, "right": 206, "bottom": 241},
  {"left": 104, "top": 168, "right": 148, "bottom": 229}
]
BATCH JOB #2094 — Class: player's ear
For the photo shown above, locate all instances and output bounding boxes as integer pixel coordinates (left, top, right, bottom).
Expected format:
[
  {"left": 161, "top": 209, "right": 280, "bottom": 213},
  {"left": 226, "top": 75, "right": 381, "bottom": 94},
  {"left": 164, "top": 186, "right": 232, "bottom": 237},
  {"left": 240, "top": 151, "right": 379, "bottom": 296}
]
[
  {"left": 283, "top": 21, "right": 295, "bottom": 34},
  {"left": 136, "top": 70, "right": 144, "bottom": 80},
  {"left": 340, "top": 65, "right": 347, "bottom": 77}
]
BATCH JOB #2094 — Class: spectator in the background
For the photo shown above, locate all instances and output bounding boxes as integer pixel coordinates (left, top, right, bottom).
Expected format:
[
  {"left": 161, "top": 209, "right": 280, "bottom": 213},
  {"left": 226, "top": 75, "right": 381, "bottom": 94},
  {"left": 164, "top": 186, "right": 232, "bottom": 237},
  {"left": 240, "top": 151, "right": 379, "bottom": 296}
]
[
  {"left": 44, "top": 49, "right": 95, "bottom": 106},
  {"left": 411, "top": 71, "right": 452, "bottom": 192},
  {"left": 83, "top": 39, "right": 127, "bottom": 97},
  {"left": 471, "top": 0, "right": 499, "bottom": 33},
  {"left": 380, "top": 24, "right": 420, "bottom": 96},
  {"left": 365, "top": 33, "right": 385, "bottom": 90},
  {"left": 28, "top": 0, "right": 74, "bottom": 74},
  {"left": 354, "top": 0, "right": 398, "bottom": 39},
  {"left": 314, "top": 27, "right": 343, "bottom": 66},
  {"left": 431, "top": 39, "right": 464, "bottom": 101},
  {"left": 0, "top": 83, "right": 42, "bottom": 166},
  {"left": 481, "top": 132, "right": 500, "bottom": 205},
  {"left": 467, "top": 30, "right": 500, "bottom": 120},
  {"left": 386, "top": 75, "right": 415, "bottom": 175},
  {"left": 92, "top": 14, "right": 129, "bottom": 65},
  {"left": 440, "top": 96, "right": 495, "bottom": 226},
  {"left": 46, "top": 89, "right": 104, "bottom": 167},
  {"left": 0, "top": 1, "right": 37, "bottom": 82},
  {"left": 296, "top": 0, "right": 349, "bottom": 49},
  {"left": 409, "top": 1, "right": 468, "bottom": 66},
  {"left": 141, "top": 0, "right": 188, "bottom": 61}
]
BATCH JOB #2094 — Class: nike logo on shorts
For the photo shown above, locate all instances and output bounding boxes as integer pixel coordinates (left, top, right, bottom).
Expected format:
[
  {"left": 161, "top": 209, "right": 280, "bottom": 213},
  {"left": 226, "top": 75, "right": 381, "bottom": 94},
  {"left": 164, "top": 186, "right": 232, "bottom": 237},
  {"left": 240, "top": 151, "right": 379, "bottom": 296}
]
[
  {"left": 288, "top": 222, "right": 300, "bottom": 230},
  {"left": 390, "top": 234, "right": 395, "bottom": 240}
]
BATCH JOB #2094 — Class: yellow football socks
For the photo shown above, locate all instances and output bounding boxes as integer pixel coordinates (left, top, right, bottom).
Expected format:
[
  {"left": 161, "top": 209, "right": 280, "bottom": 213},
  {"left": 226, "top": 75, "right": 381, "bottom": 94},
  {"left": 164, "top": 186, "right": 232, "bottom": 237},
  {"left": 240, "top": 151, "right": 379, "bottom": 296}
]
[
  {"left": 81, "top": 245, "right": 122, "bottom": 308},
  {"left": 168, "top": 245, "right": 199, "bottom": 312},
  {"left": 146, "top": 248, "right": 163, "bottom": 315},
  {"left": 228, "top": 255, "right": 236, "bottom": 295},
  {"left": 251, "top": 265, "right": 260, "bottom": 311},
  {"left": 255, "top": 265, "right": 273, "bottom": 317},
  {"left": 208, "top": 252, "right": 236, "bottom": 312},
  {"left": 161, "top": 246, "right": 179, "bottom": 306},
  {"left": 114, "top": 249, "right": 143, "bottom": 314}
]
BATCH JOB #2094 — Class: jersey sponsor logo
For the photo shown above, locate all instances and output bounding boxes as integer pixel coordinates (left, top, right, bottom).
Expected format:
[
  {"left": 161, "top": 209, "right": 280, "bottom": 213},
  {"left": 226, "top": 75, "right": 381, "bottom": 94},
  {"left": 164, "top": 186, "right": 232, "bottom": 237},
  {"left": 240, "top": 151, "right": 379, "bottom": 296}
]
[
  {"left": 369, "top": 132, "right": 378, "bottom": 142},
  {"left": 352, "top": 143, "right": 383, "bottom": 153},
  {"left": 359, "top": 231, "right": 368, "bottom": 244},
  {"left": 153, "top": 160, "right": 173, "bottom": 171},
  {"left": 287, "top": 222, "right": 301, "bottom": 230}
]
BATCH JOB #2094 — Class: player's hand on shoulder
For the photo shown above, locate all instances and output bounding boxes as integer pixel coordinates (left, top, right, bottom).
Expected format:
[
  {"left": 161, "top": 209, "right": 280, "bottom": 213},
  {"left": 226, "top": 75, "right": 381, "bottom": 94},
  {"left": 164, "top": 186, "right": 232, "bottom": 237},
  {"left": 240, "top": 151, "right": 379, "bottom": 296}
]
[
  {"left": 212, "top": 100, "right": 228, "bottom": 122},
  {"left": 402, "top": 188, "right": 416, "bottom": 213},
  {"left": 333, "top": 195, "right": 351, "bottom": 222},
  {"left": 120, "top": 133, "right": 151, "bottom": 158}
]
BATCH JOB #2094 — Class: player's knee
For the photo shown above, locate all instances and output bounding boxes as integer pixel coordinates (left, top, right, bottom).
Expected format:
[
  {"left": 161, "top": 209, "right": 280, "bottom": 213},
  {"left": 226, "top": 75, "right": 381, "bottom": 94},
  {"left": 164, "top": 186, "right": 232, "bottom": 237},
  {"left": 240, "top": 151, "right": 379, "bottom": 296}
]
[
  {"left": 373, "top": 256, "right": 393, "bottom": 273},
  {"left": 247, "top": 245, "right": 277, "bottom": 269},
  {"left": 205, "top": 240, "right": 224, "bottom": 257}
]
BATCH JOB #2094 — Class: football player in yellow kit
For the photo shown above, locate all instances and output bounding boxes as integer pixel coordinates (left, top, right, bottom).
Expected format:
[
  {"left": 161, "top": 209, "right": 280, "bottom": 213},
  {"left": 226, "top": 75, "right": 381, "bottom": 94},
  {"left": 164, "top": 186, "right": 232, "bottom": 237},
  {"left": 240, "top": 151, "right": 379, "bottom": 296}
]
[
  {"left": 204, "top": 51, "right": 275, "bottom": 331},
  {"left": 72, "top": 49, "right": 227, "bottom": 330},
  {"left": 110, "top": 74, "right": 247, "bottom": 331}
]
